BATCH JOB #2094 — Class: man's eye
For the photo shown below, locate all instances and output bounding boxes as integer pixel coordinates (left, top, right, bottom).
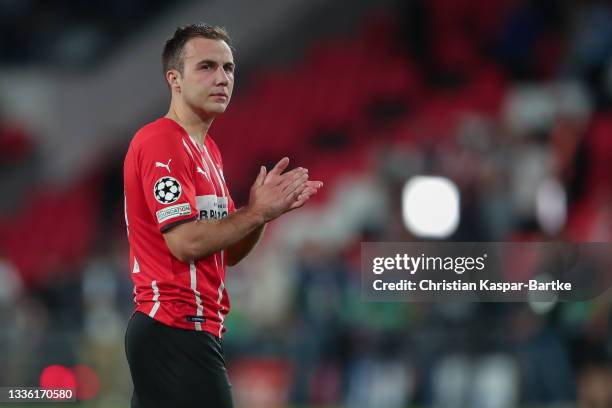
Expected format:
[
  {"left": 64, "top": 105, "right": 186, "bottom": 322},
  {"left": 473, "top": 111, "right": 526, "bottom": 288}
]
[{"left": 201, "top": 65, "right": 211, "bottom": 70}]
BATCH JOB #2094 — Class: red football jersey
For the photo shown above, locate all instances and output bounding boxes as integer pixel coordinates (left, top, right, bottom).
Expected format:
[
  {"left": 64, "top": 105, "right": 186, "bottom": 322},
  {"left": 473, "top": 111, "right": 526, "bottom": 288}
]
[{"left": 123, "top": 117, "right": 235, "bottom": 337}]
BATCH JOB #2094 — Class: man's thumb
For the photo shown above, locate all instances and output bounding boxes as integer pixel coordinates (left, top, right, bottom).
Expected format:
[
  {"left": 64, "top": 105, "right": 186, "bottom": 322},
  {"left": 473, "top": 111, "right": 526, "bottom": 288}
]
[{"left": 257, "top": 165, "right": 267, "bottom": 185}]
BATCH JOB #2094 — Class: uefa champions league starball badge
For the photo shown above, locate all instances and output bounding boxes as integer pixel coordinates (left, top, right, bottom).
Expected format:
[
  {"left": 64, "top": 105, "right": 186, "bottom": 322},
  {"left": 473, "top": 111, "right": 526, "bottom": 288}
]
[{"left": 154, "top": 177, "right": 182, "bottom": 204}]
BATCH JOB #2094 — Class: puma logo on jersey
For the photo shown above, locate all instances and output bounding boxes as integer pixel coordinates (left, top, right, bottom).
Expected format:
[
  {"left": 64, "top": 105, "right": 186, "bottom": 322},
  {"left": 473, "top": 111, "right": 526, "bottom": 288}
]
[{"left": 155, "top": 159, "right": 172, "bottom": 173}]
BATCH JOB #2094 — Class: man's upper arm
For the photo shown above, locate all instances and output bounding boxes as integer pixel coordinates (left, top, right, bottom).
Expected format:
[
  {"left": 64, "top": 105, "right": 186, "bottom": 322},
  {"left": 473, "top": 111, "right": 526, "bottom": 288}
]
[{"left": 137, "top": 133, "right": 198, "bottom": 233}]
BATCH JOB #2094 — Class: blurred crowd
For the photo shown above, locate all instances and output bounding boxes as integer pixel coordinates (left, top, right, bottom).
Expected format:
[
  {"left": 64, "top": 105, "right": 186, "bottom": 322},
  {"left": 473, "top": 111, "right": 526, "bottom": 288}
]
[
  {"left": 1, "top": 0, "right": 612, "bottom": 407},
  {"left": 0, "top": 0, "right": 187, "bottom": 69}
]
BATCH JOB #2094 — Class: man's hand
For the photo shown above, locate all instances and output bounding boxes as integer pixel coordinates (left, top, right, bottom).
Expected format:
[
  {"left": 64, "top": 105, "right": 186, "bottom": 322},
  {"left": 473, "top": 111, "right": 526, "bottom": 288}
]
[
  {"left": 288, "top": 180, "right": 322, "bottom": 210},
  {"left": 263, "top": 157, "right": 322, "bottom": 211},
  {"left": 246, "top": 157, "right": 322, "bottom": 223}
]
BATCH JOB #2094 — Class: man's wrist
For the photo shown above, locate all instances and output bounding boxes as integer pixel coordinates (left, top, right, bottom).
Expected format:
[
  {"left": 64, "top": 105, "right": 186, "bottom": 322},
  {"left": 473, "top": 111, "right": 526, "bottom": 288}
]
[{"left": 242, "top": 205, "right": 267, "bottom": 227}]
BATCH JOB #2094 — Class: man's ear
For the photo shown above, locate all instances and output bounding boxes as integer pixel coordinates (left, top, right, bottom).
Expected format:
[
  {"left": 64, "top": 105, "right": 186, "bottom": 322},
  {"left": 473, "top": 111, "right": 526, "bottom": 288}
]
[{"left": 166, "top": 70, "right": 181, "bottom": 92}]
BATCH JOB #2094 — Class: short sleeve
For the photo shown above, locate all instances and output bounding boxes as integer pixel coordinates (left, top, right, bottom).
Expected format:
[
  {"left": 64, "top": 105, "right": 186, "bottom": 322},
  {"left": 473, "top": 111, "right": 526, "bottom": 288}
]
[{"left": 136, "top": 133, "right": 198, "bottom": 232}]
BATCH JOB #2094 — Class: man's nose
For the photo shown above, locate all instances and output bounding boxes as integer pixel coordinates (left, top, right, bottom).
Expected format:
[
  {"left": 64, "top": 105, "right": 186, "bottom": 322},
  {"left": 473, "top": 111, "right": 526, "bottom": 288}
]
[{"left": 214, "top": 67, "right": 229, "bottom": 86}]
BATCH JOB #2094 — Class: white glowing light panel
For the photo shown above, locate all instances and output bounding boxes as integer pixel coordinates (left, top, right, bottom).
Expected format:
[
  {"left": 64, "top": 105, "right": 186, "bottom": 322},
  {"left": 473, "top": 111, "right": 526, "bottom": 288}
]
[{"left": 402, "top": 176, "right": 460, "bottom": 239}]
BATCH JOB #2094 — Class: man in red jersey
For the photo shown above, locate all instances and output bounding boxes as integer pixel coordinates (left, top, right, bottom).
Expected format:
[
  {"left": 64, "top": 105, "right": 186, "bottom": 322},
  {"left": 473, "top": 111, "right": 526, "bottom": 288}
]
[{"left": 123, "top": 23, "right": 322, "bottom": 408}]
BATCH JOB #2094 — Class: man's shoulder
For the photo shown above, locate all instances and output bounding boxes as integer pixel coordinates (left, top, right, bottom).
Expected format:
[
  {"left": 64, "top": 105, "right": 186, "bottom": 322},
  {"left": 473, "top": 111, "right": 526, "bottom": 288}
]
[{"left": 131, "top": 117, "right": 184, "bottom": 150}]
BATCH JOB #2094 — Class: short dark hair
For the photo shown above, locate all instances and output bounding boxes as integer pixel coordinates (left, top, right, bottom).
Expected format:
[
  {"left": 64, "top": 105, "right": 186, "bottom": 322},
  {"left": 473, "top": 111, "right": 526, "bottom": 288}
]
[{"left": 162, "top": 23, "right": 231, "bottom": 76}]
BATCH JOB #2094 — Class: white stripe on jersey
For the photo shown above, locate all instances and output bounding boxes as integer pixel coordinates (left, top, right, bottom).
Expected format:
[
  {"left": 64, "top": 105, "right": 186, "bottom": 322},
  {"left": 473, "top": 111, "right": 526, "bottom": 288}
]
[
  {"left": 186, "top": 134, "right": 227, "bottom": 333},
  {"left": 217, "top": 280, "right": 225, "bottom": 337},
  {"left": 190, "top": 262, "right": 204, "bottom": 331},
  {"left": 192, "top": 138, "right": 213, "bottom": 185},
  {"left": 202, "top": 144, "right": 227, "bottom": 197},
  {"left": 149, "top": 280, "right": 160, "bottom": 318},
  {"left": 182, "top": 138, "right": 195, "bottom": 160},
  {"left": 202, "top": 144, "right": 226, "bottom": 269}
]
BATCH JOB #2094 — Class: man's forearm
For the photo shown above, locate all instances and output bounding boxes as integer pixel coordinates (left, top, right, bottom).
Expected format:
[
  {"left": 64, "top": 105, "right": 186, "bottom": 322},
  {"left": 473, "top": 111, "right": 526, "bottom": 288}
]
[
  {"left": 226, "top": 223, "right": 266, "bottom": 266},
  {"left": 164, "top": 207, "right": 264, "bottom": 262}
]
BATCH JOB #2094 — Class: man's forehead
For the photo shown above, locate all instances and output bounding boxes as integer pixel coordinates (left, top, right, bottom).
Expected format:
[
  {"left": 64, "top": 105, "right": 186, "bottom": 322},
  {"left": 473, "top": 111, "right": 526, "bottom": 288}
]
[{"left": 183, "top": 38, "right": 233, "bottom": 63}]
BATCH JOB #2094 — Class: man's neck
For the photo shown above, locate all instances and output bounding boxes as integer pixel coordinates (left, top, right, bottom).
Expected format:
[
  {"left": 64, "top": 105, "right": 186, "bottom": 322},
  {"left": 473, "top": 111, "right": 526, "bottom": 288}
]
[{"left": 165, "top": 102, "right": 214, "bottom": 145}]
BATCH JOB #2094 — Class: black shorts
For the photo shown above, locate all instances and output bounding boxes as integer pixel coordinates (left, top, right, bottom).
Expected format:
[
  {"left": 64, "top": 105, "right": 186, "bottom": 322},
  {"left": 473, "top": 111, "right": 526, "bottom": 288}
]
[{"left": 125, "top": 312, "right": 234, "bottom": 408}]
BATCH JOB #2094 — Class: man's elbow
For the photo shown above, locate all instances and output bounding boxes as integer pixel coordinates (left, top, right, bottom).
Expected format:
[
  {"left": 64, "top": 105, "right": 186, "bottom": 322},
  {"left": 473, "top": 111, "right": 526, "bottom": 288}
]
[
  {"left": 225, "top": 253, "right": 239, "bottom": 267},
  {"left": 170, "top": 237, "right": 222, "bottom": 263},
  {"left": 164, "top": 228, "right": 200, "bottom": 263},
  {"left": 168, "top": 244, "right": 196, "bottom": 263},
  {"left": 226, "top": 248, "right": 252, "bottom": 267}
]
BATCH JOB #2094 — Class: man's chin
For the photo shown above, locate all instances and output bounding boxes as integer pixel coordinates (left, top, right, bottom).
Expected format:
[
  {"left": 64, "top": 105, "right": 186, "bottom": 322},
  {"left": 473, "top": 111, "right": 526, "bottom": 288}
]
[{"left": 204, "top": 103, "right": 228, "bottom": 115}]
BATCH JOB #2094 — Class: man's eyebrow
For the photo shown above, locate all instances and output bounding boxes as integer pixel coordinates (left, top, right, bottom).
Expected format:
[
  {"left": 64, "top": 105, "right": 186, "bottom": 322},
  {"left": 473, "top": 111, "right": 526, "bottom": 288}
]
[
  {"left": 195, "top": 59, "right": 235, "bottom": 67},
  {"left": 196, "top": 59, "right": 217, "bottom": 66}
]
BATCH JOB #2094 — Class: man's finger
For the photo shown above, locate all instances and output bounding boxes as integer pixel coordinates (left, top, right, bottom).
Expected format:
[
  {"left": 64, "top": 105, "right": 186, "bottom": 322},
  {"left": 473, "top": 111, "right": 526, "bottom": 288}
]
[
  {"left": 277, "top": 169, "right": 306, "bottom": 190},
  {"left": 289, "top": 192, "right": 315, "bottom": 209},
  {"left": 283, "top": 184, "right": 305, "bottom": 206},
  {"left": 304, "top": 180, "right": 323, "bottom": 189},
  {"left": 281, "top": 173, "right": 308, "bottom": 195},
  {"left": 254, "top": 165, "right": 267, "bottom": 186},
  {"left": 265, "top": 166, "right": 305, "bottom": 185},
  {"left": 269, "top": 157, "right": 290, "bottom": 177},
  {"left": 284, "top": 188, "right": 300, "bottom": 205},
  {"left": 288, "top": 187, "right": 319, "bottom": 210},
  {"left": 286, "top": 180, "right": 321, "bottom": 196},
  {"left": 282, "top": 167, "right": 307, "bottom": 179},
  {"left": 302, "top": 186, "right": 319, "bottom": 195},
  {"left": 297, "top": 187, "right": 318, "bottom": 201}
]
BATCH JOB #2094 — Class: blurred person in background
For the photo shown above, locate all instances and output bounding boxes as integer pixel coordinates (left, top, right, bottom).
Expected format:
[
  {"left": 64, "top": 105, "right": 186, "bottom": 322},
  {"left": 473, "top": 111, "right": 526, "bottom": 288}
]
[{"left": 123, "top": 23, "right": 322, "bottom": 408}]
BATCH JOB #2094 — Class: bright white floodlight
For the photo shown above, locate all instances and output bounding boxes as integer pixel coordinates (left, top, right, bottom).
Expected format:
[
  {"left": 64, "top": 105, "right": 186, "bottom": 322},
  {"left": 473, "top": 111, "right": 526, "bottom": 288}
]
[
  {"left": 402, "top": 176, "right": 460, "bottom": 239},
  {"left": 536, "top": 178, "right": 567, "bottom": 235}
]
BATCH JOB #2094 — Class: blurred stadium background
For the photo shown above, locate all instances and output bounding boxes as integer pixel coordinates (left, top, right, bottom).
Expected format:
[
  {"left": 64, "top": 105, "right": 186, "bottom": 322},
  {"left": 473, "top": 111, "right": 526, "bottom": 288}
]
[{"left": 1, "top": 0, "right": 612, "bottom": 406}]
